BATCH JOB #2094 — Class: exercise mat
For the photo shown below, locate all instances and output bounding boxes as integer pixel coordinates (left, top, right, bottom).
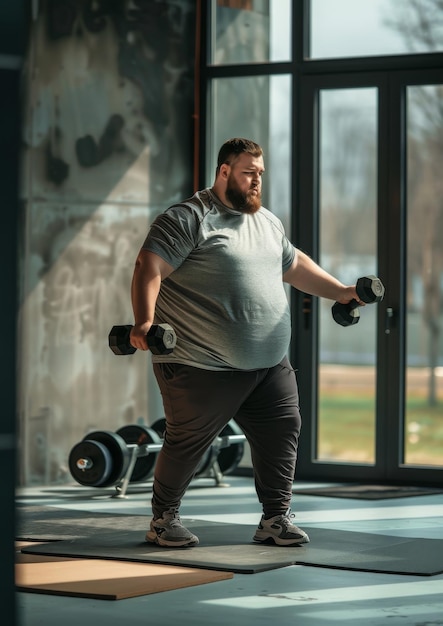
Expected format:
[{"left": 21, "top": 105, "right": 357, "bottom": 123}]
[
  {"left": 292, "top": 484, "right": 443, "bottom": 500},
  {"left": 20, "top": 520, "right": 443, "bottom": 576},
  {"left": 16, "top": 542, "right": 233, "bottom": 600},
  {"left": 16, "top": 505, "right": 150, "bottom": 541},
  {"left": 16, "top": 508, "right": 298, "bottom": 573}
]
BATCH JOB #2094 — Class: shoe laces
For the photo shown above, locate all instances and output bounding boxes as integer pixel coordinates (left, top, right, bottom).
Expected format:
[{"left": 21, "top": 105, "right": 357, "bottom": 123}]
[
  {"left": 163, "top": 508, "right": 182, "bottom": 526},
  {"left": 279, "top": 509, "right": 296, "bottom": 528}
]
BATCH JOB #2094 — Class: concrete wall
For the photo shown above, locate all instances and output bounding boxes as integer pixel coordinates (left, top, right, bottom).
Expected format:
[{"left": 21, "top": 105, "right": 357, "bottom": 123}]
[{"left": 18, "top": 0, "right": 196, "bottom": 486}]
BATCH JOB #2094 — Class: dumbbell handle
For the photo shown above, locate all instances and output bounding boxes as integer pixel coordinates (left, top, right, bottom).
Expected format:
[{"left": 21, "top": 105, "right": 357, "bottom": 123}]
[{"left": 342, "top": 297, "right": 361, "bottom": 313}]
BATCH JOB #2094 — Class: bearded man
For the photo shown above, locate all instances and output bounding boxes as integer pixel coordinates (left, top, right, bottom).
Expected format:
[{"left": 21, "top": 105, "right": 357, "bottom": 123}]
[{"left": 129, "top": 138, "right": 362, "bottom": 548}]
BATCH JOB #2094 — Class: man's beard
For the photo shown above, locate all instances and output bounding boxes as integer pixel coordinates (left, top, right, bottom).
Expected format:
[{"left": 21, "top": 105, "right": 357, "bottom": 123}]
[{"left": 225, "top": 176, "right": 261, "bottom": 214}]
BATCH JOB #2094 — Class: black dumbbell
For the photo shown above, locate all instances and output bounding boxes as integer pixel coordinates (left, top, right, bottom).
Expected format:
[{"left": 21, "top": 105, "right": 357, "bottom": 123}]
[
  {"left": 108, "top": 324, "right": 177, "bottom": 355},
  {"left": 332, "top": 275, "right": 385, "bottom": 327}
]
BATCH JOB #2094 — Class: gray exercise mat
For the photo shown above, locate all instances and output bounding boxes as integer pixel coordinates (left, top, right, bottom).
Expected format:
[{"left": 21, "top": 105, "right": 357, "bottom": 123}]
[
  {"left": 16, "top": 505, "right": 148, "bottom": 542},
  {"left": 292, "top": 484, "right": 443, "bottom": 500},
  {"left": 19, "top": 516, "right": 443, "bottom": 576}
]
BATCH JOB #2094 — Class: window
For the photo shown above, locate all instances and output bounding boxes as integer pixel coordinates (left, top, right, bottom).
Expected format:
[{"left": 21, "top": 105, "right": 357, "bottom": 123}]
[
  {"left": 310, "top": 0, "right": 443, "bottom": 59},
  {"left": 210, "top": 0, "right": 291, "bottom": 64}
]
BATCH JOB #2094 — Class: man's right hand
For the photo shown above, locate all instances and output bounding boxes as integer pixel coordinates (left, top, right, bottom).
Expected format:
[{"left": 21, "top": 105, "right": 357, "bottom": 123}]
[{"left": 129, "top": 323, "right": 152, "bottom": 351}]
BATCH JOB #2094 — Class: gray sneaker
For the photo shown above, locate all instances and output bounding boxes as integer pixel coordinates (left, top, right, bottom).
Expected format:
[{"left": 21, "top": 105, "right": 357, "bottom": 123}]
[
  {"left": 253, "top": 509, "right": 310, "bottom": 546},
  {"left": 145, "top": 508, "right": 199, "bottom": 547}
]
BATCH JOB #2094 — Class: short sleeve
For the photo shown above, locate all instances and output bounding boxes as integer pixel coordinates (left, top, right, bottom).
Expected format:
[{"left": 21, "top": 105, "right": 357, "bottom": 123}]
[
  {"left": 141, "top": 205, "right": 199, "bottom": 269},
  {"left": 282, "top": 236, "right": 296, "bottom": 273}
]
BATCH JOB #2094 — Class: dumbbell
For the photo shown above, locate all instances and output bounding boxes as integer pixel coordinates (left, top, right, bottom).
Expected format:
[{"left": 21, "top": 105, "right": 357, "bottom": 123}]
[
  {"left": 332, "top": 275, "right": 385, "bottom": 327},
  {"left": 108, "top": 323, "right": 177, "bottom": 355}
]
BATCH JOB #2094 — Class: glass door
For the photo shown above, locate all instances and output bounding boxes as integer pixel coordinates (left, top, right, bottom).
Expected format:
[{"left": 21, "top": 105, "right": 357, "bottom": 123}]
[
  {"left": 317, "top": 86, "right": 378, "bottom": 465},
  {"left": 296, "top": 70, "right": 443, "bottom": 484},
  {"left": 403, "top": 79, "right": 443, "bottom": 469}
]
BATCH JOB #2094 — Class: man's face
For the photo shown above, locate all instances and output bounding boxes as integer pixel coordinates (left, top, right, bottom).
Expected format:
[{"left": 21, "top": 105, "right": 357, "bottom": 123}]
[{"left": 225, "top": 153, "right": 264, "bottom": 214}]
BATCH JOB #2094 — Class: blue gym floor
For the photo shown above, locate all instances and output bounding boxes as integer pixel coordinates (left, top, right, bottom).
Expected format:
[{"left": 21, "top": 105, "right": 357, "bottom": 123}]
[{"left": 15, "top": 476, "right": 443, "bottom": 626}]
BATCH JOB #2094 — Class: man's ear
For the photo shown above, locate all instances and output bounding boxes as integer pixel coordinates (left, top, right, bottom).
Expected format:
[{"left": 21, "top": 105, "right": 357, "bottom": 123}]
[{"left": 219, "top": 163, "right": 230, "bottom": 180}]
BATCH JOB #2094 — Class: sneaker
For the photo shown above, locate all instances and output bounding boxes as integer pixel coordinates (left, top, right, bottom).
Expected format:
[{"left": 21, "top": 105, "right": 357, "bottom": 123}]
[
  {"left": 145, "top": 508, "right": 199, "bottom": 547},
  {"left": 253, "top": 509, "right": 310, "bottom": 546}
]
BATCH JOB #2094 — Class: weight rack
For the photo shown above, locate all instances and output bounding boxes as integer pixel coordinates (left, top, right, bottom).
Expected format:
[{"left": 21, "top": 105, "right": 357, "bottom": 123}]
[{"left": 69, "top": 420, "right": 246, "bottom": 498}]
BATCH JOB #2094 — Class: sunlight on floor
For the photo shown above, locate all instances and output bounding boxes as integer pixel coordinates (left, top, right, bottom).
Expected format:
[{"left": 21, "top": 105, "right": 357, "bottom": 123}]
[{"left": 202, "top": 578, "right": 443, "bottom": 608}]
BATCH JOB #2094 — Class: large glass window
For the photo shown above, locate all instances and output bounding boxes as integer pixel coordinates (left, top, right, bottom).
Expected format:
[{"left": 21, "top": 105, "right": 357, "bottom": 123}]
[
  {"left": 210, "top": 0, "right": 291, "bottom": 65},
  {"left": 207, "top": 74, "right": 291, "bottom": 230},
  {"left": 205, "top": 1, "right": 443, "bottom": 484},
  {"left": 208, "top": 73, "right": 291, "bottom": 470},
  {"left": 317, "top": 88, "right": 378, "bottom": 463},
  {"left": 405, "top": 84, "right": 443, "bottom": 467},
  {"left": 310, "top": 0, "right": 443, "bottom": 59}
]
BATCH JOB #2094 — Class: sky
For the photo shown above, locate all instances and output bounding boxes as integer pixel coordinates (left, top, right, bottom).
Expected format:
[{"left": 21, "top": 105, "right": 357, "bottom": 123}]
[{"left": 310, "top": 0, "right": 406, "bottom": 58}]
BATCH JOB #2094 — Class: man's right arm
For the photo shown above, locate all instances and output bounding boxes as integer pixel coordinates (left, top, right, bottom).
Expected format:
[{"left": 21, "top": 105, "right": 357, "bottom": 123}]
[{"left": 129, "top": 249, "right": 175, "bottom": 351}]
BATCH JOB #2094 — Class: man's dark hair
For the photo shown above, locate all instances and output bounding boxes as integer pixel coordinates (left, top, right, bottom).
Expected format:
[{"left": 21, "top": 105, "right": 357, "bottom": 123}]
[{"left": 216, "top": 138, "right": 263, "bottom": 174}]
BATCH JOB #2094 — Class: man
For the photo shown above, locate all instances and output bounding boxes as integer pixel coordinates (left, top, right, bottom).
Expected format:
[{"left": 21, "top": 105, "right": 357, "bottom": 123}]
[{"left": 130, "top": 138, "right": 363, "bottom": 548}]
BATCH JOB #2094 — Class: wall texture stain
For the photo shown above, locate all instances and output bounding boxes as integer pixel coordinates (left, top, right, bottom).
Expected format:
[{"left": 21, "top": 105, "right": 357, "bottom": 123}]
[{"left": 18, "top": 0, "right": 196, "bottom": 485}]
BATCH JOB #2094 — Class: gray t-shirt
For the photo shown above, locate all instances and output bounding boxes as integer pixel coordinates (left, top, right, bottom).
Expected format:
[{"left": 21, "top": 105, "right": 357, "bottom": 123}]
[{"left": 142, "top": 188, "right": 296, "bottom": 371}]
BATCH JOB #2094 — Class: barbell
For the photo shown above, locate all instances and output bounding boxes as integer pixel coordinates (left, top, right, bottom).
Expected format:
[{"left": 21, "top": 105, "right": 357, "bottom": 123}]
[{"left": 68, "top": 419, "right": 246, "bottom": 492}]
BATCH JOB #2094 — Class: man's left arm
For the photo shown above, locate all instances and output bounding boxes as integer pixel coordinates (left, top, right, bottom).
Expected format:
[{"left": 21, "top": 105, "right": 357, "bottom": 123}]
[{"left": 283, "top": 249, "right": 364, "bottom": 305}]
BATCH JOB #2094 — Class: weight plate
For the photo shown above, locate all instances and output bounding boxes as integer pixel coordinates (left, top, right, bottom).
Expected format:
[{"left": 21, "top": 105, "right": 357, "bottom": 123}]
[
  {"left": 108, "top": 325, "right": 136, "bottom": 355},
  {"left": 69, "top": 439, "right": 113, "bottom": 487},
  {"left": 116, "top": 424, "right": 162, "bottom": 483},
  {"left": 151, "top": 417, "right": 212, "bottom": 476},
  {"left": 83, "top": 430, "right": 130, "bottom": 487},
  {"left": 151, "top": 418, "right": 167, "bottom": 439},
  {"left": 217, "top": 420, "right": 245, "bottom": 475}
]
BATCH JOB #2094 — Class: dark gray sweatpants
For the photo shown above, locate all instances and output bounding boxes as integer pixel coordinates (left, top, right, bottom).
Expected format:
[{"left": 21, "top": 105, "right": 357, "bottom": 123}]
[{"left": 151, "top": 356, "right": 302, "bottom": 519}]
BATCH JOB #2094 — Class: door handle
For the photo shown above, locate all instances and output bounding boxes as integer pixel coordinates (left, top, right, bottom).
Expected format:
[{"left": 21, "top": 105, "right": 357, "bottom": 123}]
[
  {"left": 385, "top": 307, "right": 394, "bottom": 335},
  {"left": 303, "top": 294, "right": 312, "bottom": 330}
]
